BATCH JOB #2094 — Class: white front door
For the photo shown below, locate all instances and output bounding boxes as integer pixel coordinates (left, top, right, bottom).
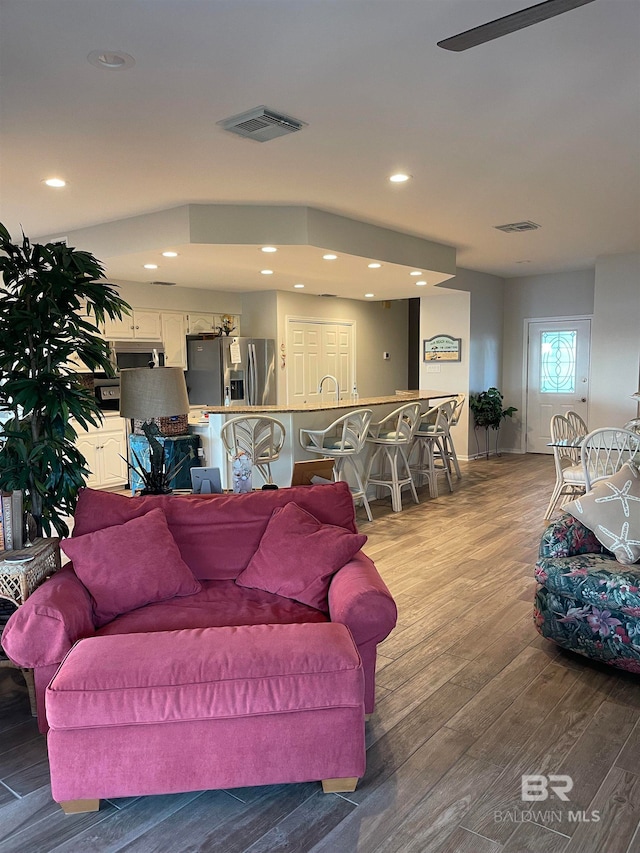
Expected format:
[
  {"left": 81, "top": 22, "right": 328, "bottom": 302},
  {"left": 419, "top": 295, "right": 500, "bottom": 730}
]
[{"left": 526, "top": 318, "right": 591, "bottom": 453}]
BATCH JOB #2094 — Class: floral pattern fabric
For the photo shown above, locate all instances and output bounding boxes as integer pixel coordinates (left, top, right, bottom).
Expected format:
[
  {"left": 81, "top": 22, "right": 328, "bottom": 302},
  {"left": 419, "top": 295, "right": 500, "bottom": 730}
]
[{"left": 534, "top": 513, "right": 640, "bottom": 674}]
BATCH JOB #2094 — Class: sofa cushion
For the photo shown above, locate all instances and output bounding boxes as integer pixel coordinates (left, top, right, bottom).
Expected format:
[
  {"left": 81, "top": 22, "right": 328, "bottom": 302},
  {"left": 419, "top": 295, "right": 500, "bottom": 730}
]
[
  {"left": 235, "top": 502, "right": 367, "bottom": 612},
  {"left": 46, "top": 623, "right": 363, "bottom": 729},
  {"left": 72, "top": 482, "right": 358, "bottom": 581},
  {"left": 61, "top": 508, "right": 201, "bottom": 627},
  {"left": 564, "top": 463, "right": 640, "bottom": 565}
]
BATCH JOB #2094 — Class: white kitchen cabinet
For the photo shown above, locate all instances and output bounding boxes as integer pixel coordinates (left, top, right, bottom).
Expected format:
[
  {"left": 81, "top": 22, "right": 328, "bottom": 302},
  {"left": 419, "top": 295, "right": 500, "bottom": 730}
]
[
  {"left": 186, "top": 313, "right": 217, "bottom": 335},
  {"left": 75, "top": 417, "right": 128, "bottom": 489},
  {"left": 161, "top": 312, "right": 187, "bottom": 369},
  {"left": 103, "top": 310, "right": 162, "bottom": 341}
]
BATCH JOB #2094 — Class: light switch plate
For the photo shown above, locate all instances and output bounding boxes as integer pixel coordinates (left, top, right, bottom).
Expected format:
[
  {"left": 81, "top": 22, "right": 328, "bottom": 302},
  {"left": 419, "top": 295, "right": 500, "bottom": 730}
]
[{"left": 426, "top": 364, "right": 441, "bottom": 373}]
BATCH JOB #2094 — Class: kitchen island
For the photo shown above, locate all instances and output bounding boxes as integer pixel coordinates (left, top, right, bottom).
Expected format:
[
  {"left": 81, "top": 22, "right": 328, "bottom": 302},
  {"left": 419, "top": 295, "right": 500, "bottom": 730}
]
[{"left": 189, "top": 390, "right": 457, "bottom": 491}]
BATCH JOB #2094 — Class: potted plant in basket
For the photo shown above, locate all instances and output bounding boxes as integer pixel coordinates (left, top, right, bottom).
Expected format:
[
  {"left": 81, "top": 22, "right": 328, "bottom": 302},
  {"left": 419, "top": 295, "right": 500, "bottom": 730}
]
[
  {"left": 0, "top": 223, "right": 130, "bottom": 537},
  {"left": 469, "top": 387, "right": 517, "bottom": 459}
]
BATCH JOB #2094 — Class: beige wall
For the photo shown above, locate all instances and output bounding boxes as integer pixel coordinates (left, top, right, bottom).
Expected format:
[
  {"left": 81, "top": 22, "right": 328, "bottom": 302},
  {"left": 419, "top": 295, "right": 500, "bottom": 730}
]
[{"left": 111, "top": 279, "right": 242, "bottom": 314}]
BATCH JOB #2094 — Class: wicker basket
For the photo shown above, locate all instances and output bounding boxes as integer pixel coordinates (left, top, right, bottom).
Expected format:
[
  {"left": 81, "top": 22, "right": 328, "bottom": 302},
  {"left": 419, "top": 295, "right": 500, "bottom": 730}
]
[{"left": 133, "top": 415, "right": 189, "bottom": 436}]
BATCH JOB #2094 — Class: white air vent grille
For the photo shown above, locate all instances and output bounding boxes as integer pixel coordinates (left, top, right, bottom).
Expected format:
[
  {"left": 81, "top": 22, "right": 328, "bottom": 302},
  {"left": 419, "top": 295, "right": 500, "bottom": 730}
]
[
  {"left": 218, "top": 106, "right": 307, "bottom": 142},
  {"left": 494, "top": 221, "right": 541, "bottom": 233},
  {"left": 150, "top": 281, "right": 177, "bottom": 287}
]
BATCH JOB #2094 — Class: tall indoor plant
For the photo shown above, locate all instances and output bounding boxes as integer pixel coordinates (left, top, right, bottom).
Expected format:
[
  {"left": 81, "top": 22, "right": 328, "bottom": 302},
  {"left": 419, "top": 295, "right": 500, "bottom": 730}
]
[
  {"left": 0, "top": 223, "right": 130, "bottom": 537},
  {"left": 469, "top": 386, "right": 517, "bottom": 458}
]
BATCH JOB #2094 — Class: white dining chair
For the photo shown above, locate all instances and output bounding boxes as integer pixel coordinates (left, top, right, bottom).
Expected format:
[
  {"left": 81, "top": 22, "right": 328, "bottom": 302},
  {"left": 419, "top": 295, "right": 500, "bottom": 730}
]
[
  {"left": 580, "top": 427, "right": 640, "bottom": 491},
  {"left": 544, "top": 414, "right": 586, "bottom": 519},
  {"left": 623, "top": 418, "right": 640, "bottom": 435}
]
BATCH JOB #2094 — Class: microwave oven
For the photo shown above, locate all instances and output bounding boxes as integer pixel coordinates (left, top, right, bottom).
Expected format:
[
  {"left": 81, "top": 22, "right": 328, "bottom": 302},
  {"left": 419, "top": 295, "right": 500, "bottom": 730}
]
[{"left": 109, "top": 341, "right": 165, "bottom": 371}]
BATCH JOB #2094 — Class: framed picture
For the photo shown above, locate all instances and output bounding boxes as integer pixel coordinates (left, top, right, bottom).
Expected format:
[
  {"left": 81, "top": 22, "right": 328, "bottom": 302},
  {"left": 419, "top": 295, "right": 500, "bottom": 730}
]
[{"left": 423, "top": 334, "right": 461, "bottom": 362}]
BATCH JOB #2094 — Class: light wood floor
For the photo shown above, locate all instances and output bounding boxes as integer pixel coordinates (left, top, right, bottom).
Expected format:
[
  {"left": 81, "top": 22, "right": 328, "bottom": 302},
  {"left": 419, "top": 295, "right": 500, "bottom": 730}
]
[{"left": 1, "top": 454, "right": 639, "bottom": 853}]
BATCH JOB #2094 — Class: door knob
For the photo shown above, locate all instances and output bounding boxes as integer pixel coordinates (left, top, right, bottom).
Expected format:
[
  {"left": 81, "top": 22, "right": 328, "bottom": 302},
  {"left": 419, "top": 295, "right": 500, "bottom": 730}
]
[{"left": 580, "top": 398, "right": 587, "bottom": 403}]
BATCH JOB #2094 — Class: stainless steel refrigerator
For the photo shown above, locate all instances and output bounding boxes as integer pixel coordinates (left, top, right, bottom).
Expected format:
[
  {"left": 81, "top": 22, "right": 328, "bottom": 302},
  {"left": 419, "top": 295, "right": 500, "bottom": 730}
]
[{"left": 186, "top": 337, "right": 276, "bottom": 406}]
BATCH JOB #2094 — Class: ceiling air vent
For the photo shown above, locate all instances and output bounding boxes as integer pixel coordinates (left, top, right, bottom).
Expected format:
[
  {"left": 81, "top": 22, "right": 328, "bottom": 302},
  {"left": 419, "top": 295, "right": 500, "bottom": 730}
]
[
  {"left": 150, "top": 280, "right": 177, "bottom": 287},
  {"left": 319, "top": 293, "right": 337, "bottom": 298},
  {"left": 494, "top": 221, "right": 541, "bottom": 233},
  {"left": 217, "top": 106, "right": 307, "bottom": 142}
]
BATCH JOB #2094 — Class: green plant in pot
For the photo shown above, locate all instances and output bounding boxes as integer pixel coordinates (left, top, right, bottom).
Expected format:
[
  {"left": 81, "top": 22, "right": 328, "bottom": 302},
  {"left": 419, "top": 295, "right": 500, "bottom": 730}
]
[
  {"left": 469, "top": 387, "right": 517, "bottom": 458},
  {"left": 0, "top": 223, "right": 130, "bottom": 538}
]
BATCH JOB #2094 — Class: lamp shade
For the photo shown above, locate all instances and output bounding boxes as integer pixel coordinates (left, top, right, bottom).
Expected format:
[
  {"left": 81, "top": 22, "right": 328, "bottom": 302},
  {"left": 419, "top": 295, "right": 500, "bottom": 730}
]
[{"left": 119, "top": 367, "right": 190, "bottom": 421}]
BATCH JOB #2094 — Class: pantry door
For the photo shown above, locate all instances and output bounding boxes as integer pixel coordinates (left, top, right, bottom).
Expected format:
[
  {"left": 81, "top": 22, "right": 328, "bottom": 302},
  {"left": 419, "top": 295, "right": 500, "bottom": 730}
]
[
  {"left": 526, "top": 318, "right": 591, "bottom": 453},
  {"left": 286, "top": 318, "right": 354, "bottom": 406}
]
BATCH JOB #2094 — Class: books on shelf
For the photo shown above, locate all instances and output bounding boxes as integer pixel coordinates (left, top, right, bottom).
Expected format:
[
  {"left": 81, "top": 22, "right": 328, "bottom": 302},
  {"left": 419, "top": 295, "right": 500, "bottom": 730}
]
[{"left": 0, "top": 491, "right": 23, "bottom": 552}]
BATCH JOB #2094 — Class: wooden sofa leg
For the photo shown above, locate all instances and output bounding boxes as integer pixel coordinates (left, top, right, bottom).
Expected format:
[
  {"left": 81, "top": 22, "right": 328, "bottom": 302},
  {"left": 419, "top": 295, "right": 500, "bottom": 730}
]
[
  {"left": 322, "top": 777, "right": 358, "bottom": 794},
  {"left": 60, "top": 799, "right": 100, "bottom": 814}
]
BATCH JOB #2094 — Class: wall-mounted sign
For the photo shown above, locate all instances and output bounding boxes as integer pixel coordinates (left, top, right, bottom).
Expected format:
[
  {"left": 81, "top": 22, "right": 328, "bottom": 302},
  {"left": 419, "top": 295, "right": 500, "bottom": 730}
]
[{"left": 423, "top": 334, "right": 461, "bottom": 362}]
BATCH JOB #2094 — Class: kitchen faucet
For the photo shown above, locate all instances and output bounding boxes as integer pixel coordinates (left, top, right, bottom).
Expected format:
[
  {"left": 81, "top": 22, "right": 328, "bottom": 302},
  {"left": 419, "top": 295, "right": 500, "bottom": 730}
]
[{"left": 318, "top": 374, "right": 340, "bottom": 401}]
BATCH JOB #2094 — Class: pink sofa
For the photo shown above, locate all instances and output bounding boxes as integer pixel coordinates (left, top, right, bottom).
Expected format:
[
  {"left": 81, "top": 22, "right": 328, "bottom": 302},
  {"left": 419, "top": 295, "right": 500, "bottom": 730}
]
[{"left": 4, "top": 482, "right": 397, "bottom": 734}]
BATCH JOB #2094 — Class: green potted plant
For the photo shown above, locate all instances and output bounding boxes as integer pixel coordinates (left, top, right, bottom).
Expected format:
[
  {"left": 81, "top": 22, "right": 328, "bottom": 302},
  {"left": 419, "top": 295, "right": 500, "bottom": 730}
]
[
  {"left": 469, "top": 386, "right": 517, "bottom": 458},
  {"left": 0, "top": 223, "right": 130, "bottom": 537}
]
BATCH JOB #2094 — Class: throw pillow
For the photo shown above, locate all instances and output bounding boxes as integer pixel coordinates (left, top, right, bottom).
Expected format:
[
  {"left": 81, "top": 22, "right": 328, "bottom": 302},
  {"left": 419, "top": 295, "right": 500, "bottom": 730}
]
[
  {"left": 60, "top": 507, "right": 202, "bottom": 626},
  {"left": 235, "top": 502, "right": 367, "bottom": 612},
  {"left": 564, "top": 462, "right": 640, "bottom": 565}
]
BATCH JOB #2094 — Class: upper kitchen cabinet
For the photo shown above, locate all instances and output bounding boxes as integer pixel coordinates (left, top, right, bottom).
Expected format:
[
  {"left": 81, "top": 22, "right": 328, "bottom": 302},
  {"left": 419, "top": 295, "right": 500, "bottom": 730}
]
[
  {"left": 186, "top": 313, "right": 217, "bottom": 335},
  {"left": 161, "top": 312, "right": 187, "bottom": 369},
  {"left": 103, "top": 309, "right": 162, "bottom": 341}
]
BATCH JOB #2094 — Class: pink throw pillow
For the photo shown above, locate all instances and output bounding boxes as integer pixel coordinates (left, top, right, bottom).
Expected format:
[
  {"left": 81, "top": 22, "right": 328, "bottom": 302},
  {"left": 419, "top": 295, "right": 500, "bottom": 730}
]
[
  {"left": 61, "top": 508, "right": 202, "bottom": 627},
  {"left": 235, "top": 502, "right": 367, "bottom": 612}
]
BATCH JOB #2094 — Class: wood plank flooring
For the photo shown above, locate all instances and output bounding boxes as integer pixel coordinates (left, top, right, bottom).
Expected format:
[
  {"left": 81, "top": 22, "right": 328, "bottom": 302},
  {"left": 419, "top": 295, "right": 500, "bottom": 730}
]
[{"left": 1, "top": 453, "right": 639, "bottom": 852}]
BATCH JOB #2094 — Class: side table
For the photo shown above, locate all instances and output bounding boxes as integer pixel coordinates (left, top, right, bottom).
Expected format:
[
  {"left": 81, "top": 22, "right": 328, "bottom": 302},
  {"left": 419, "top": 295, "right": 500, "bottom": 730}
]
[{"left": 0, "top": 538, "right": 61, "bottom": 715}]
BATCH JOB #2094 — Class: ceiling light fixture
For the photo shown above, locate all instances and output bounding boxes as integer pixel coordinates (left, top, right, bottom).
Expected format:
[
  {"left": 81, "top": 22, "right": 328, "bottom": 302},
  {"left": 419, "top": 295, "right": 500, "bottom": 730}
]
[
  {"left": 389, "top": 173, "right": 411, "bottom": 183},
  {"left": 143, "top": 264, "right": 158, "bottom": 270},
  {"left": 323, "top": 254, "right": 338, "bottom": 260},
  {"left": 162, "top": 251, "right": 178, "bottom": 258},
  {"left": 261, "top": 246, "right": 277, "bottom": 253},
  {"left": 410, "top": 271, "right": 422, "bottom": 276},
  {"left": 364, "top": 293, "right": 375, "bottom": 298},
  {"left": 260, "top": 269, "right": 274, "bottom": 275},
  {"left": 44, "top": 178, "right": 66, "bottom": 188},
  {"left": 87, "top": 50, "right": 135, "bottom": 70},
  {"left": 368, "top": 263, "right": 382, "bottom": 269},
  {"left": 416, "top": 281, "right": 427, "bottom": 286},
  {"left": 294, "top": 283, "right": 305, "bottom": 289}
]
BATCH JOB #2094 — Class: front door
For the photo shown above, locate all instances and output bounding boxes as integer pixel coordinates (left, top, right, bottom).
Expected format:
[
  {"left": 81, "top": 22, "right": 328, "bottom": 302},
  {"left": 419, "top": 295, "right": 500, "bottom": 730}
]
[{"left": 526, "top": 318, "right": 591, "bottom": 454}]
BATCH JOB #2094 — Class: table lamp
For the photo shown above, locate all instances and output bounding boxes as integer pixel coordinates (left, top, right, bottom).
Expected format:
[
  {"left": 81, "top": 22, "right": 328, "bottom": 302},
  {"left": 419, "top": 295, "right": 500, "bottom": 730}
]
[{"left": 119, "top": 367, "right": 190, "bottom": 494}]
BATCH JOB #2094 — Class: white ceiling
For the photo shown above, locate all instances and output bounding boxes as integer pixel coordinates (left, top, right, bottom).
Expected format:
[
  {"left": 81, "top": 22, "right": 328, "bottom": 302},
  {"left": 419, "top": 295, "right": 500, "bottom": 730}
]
[{"left": 0, "top": 0, "right": 638, "bottom": 301}]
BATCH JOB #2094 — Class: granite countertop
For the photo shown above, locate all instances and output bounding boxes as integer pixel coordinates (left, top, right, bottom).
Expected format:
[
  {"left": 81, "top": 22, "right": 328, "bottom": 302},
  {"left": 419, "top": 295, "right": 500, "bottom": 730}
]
[{"left": 189, "top": 390, "right": 456, "bottom": 417}]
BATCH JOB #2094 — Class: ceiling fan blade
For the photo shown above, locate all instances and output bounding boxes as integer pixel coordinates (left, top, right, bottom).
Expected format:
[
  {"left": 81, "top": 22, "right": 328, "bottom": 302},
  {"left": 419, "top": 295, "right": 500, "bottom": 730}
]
[{"left": 437, "top": 0, "right": 596, "bottom": 52}]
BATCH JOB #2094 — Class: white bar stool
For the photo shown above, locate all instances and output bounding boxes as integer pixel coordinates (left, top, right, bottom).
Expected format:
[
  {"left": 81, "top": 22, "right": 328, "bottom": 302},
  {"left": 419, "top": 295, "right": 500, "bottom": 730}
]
[
  {"left": 365, "top": 402, "right": 421, "bottom": 513},
  {"left": 409, "top": 401, "right": 454, "bottom": 498},
  {"left": 220, "top": 416, "right": 286, "bottom": 486},
  {"left": 299, "top": 408, "right": 374, "bottom": 521}
]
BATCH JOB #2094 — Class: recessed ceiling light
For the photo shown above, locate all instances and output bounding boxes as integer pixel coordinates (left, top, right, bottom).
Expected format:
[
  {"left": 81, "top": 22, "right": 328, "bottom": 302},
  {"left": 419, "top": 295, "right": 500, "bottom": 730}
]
[
  {"left": 389, "top": 173, "right": 411, "bottom": 183},
  {"left": 294, "top": 283, "right": 305, "bottom": 289},
  {"left": 410, "top": 271, "right": 422, "bottom": 276},
  {"left": 260, "top": 269, "right": 274, "bottom": 275},
  {"left": 87, "top": 50, "right": 135, "bottom": 70},
  {"left": 368, "top": 263, "right": 382, "bottom": 269},
  {"left": 162, "top": 251, "right": 178, "bottom": 258},
  {"left": 143, "top": 264, "right": 158, "bottom": 270},
  {"left": 261, "top": 246, "right": 277, "bottom": 253},
  {"left": 323, "top": 254, "right": 338, "bottom": 260},
  {"left": 364, "top": 293, "right": 375, "bottom": 298},
  {"left": 43, "top": 178, "right": 66, "bottom": 188},
  {"left": 416, "top": 281, "right": 427, "bottom": 286}
]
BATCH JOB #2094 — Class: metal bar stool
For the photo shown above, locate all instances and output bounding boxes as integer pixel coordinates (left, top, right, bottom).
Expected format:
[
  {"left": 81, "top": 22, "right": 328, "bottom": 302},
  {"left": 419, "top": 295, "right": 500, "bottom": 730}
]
[
  {"left": 299, "top": 408, "right": 374, "bottom": 521},
  {"left": 409, "top": 401, "right": 454, "bottom": 499},
  {"left": 220, "top": 416, "right": 286, "bottom": 486},
  {"left": 365, "top": 402, "right": 421, "bottom": 513}
]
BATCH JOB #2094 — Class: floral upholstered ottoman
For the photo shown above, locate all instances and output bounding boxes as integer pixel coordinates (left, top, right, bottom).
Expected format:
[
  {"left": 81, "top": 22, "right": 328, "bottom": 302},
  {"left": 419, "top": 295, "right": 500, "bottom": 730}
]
[{"left": 534, "top": 513, "right": 640, "bottom": 674}]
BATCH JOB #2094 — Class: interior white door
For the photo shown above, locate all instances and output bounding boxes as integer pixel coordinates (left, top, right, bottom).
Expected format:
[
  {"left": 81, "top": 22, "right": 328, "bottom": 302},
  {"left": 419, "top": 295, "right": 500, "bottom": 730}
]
[
  {"left": 287, "top": 319, "right": 354, "bottom": 405},
  {"left": 526, "top": 318, "right": 591, "bottom": 453}
]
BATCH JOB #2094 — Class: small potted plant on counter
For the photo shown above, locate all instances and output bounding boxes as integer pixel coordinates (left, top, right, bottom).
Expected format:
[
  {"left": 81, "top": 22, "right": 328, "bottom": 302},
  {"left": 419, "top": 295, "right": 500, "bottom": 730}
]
[{"left": 469, "top": 387, "right": 517, "bottom": 459}]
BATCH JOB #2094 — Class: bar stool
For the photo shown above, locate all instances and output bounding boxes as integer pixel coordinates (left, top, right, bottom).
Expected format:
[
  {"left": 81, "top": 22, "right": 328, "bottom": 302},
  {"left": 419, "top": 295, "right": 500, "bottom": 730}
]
[
  {"left": 365, "top": 402, "right": 421, "bottom": 513},
  {"left": 409, "top": 401, "right": 454, "bottom": 498},
  {"left": 299, "top": 408, "right": 374, "bottom": 521},
  {"left": 443, "top": 393, "right": 465, "bottom": 479},
  {"left": 220, "top": 416, "right": 286, "bottom": 486}
]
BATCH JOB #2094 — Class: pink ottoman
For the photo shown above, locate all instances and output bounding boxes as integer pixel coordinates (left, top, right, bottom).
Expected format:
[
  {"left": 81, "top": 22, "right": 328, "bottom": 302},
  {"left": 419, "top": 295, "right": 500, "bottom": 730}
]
[{"left": 46, "top": 623, "right": 366, "bottom": 813}]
